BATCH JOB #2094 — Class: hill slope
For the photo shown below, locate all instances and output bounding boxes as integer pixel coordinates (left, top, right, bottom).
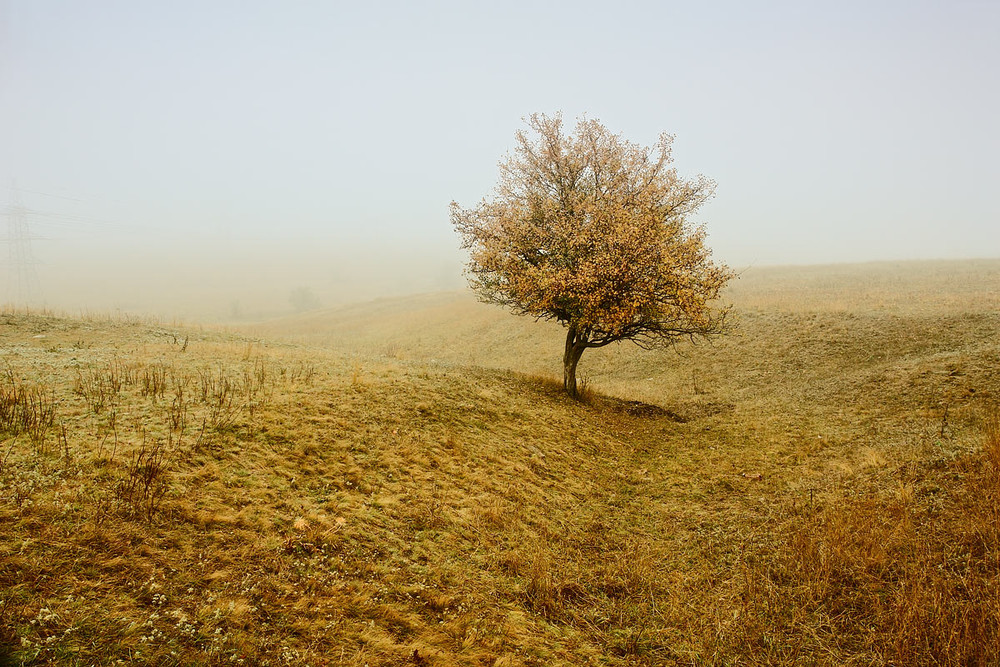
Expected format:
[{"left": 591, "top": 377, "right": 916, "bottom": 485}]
[
  {"left": 2, "top": 258, "right": 1000, "bottom": 665},
  {"left": 249, "top": 259, "right": 1000, "bottom": 400}
]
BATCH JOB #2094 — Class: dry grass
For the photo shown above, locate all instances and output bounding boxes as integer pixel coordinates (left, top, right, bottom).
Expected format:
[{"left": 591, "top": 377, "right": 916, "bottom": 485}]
[
  {"left": 718, "top": 415, "right": 1000, "bottom": 665},
  {"left": 1, "top": 259, "right": 999, "bottom": 665}
]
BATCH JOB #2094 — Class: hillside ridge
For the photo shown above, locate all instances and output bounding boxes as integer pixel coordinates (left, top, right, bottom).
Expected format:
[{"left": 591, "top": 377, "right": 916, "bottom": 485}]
[{"left": 2, "top": 258, "right": 999, "bottom": 664}]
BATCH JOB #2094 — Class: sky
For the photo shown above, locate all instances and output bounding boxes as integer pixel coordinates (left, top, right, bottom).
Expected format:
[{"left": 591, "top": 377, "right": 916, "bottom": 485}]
[{"left": 1, "top": 0, "right": 998, "bottom": 317}]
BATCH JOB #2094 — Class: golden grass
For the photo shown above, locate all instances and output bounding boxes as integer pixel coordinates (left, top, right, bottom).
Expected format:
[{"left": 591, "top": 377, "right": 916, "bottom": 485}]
[{"left": 1, "top": 258, "right": 999, "bottom": 665}]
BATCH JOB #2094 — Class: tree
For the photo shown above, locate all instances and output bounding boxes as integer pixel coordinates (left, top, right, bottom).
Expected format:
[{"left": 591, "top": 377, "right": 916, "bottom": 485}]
[
  {"left": 289, "top": 286, "right": 321, "bottom": 313},
  {"left": 450, "top": 113, "right": 734, "bottom": 398}
]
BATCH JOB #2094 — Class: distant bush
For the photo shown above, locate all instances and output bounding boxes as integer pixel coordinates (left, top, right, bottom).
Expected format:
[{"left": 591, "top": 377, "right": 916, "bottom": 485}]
[{"left": 289, "top": 286, "right": 321, "bottom": 313}]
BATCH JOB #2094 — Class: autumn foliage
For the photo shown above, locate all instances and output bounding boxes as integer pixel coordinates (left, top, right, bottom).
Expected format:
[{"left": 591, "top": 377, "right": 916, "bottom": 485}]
[{"left": 451, "top": 113, "right": 733, "bottom": 396}]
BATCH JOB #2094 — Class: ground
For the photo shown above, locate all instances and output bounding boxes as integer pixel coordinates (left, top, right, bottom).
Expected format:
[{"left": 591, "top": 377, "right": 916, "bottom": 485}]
[{"left": 1, "top": 259, "right": 999, "bottom": 665}]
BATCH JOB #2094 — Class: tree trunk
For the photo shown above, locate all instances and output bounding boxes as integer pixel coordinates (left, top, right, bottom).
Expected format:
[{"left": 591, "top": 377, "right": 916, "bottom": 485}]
[{"left": 563, "top": 326, "right": 587, "bottom": 399}]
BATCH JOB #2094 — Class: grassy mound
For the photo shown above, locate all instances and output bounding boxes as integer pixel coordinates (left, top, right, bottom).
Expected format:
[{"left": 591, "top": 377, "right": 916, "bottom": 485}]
[{"left": 2, "top": 259, "right": 1000, "bottom": 665}]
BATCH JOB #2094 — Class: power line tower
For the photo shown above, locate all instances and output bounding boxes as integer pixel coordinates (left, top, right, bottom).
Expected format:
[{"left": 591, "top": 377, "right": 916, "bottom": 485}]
[{"left": 4, "top": 182, "right": 43, "bottom": 306}]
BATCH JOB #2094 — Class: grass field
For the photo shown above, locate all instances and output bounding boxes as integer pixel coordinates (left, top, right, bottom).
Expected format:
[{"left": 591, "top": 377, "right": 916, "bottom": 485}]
[{"left": 2, "top": 259, "right": 999, "bottom": 665}]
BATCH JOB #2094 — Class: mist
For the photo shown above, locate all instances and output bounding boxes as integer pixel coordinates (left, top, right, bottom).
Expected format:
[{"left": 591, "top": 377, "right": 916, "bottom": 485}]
[
  {"left": 2, "top": 1, "right": 998, "bottom": 321},
  {"left": 19, "top": 235, "right": 465, "bottom": 321}
]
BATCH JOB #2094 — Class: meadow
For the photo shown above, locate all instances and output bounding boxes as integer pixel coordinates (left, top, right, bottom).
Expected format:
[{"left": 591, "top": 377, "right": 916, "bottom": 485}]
[{"left": 1, "top": 258, "right": 999, "bottom": 665}]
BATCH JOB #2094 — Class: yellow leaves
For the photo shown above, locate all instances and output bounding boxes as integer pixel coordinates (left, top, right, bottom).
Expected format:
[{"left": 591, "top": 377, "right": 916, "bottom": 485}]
[{"left": 451, "top": 113, "right": 733, "bottom": 344}]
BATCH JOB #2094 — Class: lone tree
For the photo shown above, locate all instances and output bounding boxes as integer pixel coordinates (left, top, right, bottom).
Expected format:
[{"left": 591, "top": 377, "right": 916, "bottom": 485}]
[{"left": 451, "top": 113, "right": 734, "bottom": 398}]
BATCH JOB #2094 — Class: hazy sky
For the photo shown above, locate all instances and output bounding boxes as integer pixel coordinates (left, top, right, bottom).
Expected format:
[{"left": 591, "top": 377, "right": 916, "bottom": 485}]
[{"left": 1, "top": 1, "right": 998, "bottom": 314}]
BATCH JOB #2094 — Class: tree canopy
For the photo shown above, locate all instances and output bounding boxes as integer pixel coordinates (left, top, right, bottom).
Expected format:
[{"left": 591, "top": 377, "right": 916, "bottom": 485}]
[{"left": 450, "top": 113, "right": 733, "bottom": 397}]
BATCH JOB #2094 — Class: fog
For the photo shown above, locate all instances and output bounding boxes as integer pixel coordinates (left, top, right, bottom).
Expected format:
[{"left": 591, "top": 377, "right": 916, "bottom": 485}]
[
  {"left": 2, "top": 1, "right": 998, "bottom": 320},
  {"left": 22, "top": 235, "right": 464, "bottom": 321}
]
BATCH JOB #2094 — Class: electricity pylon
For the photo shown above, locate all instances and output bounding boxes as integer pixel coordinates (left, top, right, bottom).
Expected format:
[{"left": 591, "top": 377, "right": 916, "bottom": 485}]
[{"left": 4, "top": 182, "right": 43, "bottom": 306}]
